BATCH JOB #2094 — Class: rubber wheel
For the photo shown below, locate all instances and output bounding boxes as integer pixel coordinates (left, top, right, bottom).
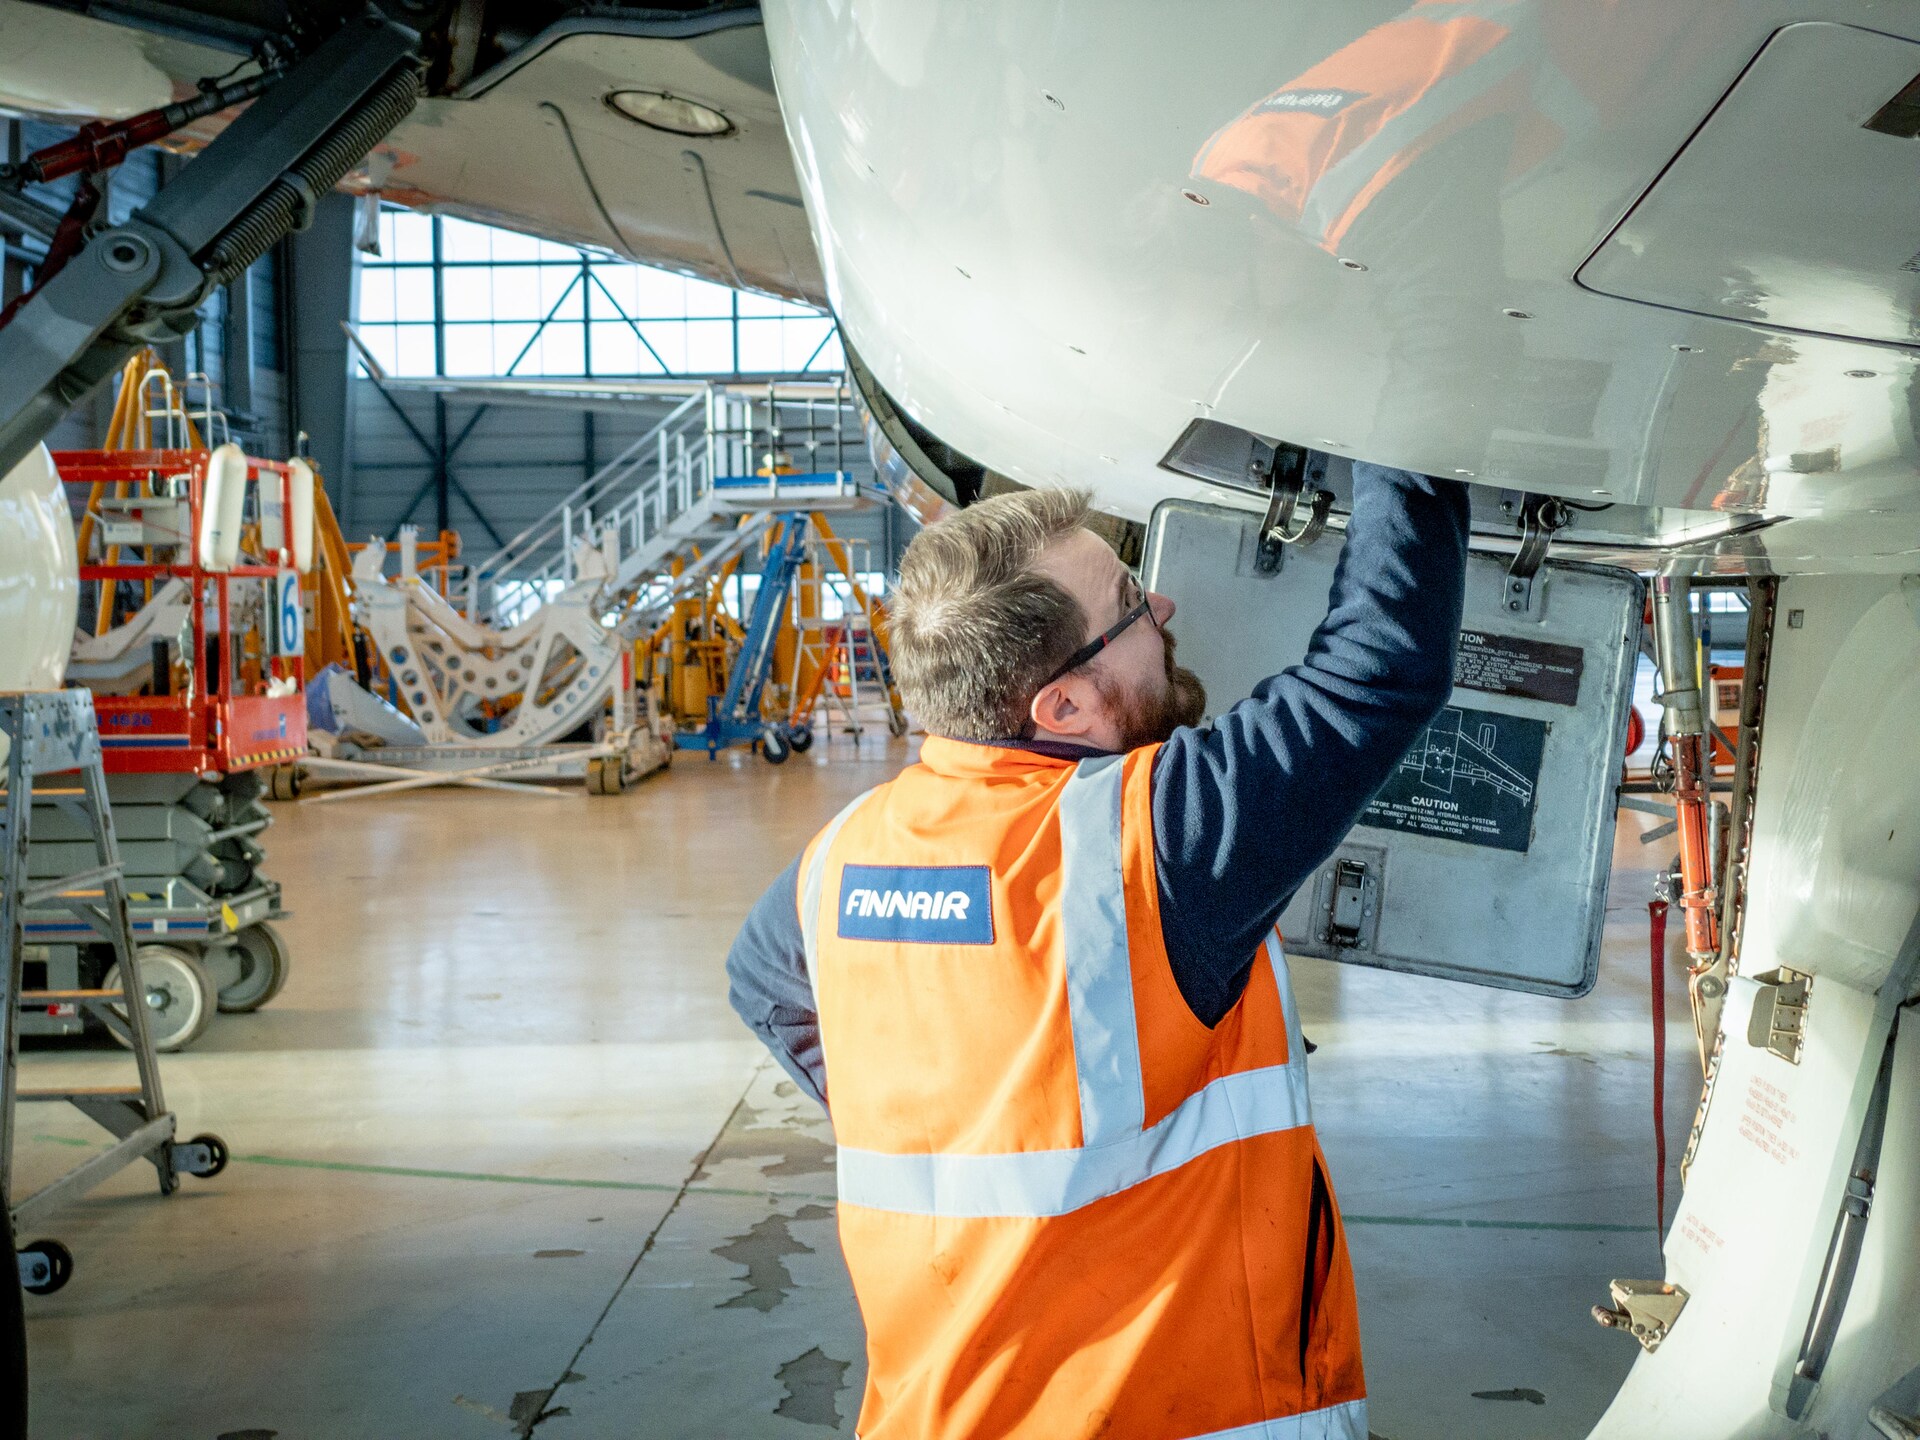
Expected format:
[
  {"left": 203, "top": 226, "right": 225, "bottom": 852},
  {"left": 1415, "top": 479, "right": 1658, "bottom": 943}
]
[
  {"left": 218, "top": 924, "right": 289, "bottom": 1013},
  {"left": 787, "top": 724, "right": 815, "bottom": 753},
  {"left": 179, "top": 1133, "right": 229, "bottom": 1179},
  {"left": 887, "top": 708, "right": 910, "bottom": 738},
  {"left": 103, "top": 946, "right": 215, "bottom": 1053},
  {"left": 266, "top": 764, "right": 303, "bottom": 801},
  {"left": 601, "top": 757, "right": 626, "bottom": 794},
  {"left": 761, "top": 729, "right": 790, "bottom": 765},
  {"left": 17, "top": 1239, "right": 72, "bottom": 1297}
]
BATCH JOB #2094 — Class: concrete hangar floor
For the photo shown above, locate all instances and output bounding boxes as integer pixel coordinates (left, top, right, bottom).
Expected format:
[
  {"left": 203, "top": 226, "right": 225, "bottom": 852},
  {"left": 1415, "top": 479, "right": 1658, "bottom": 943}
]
[{"left": 15, "top": 733, "right": 1680, "bottom": 1439}]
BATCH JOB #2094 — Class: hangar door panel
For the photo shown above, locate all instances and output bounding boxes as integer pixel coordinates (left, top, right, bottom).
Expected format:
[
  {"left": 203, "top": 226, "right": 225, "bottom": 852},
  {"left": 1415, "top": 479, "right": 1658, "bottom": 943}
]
[{"left": 1142, "top": 498, "right": 1642, "bottom": 997}]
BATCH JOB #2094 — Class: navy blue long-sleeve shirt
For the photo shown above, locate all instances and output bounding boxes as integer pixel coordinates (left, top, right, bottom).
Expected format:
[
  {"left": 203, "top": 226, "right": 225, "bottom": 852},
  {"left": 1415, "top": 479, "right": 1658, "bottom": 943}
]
[{"left": 727, "top": 464, "right": 1469, "bottom": 1105}]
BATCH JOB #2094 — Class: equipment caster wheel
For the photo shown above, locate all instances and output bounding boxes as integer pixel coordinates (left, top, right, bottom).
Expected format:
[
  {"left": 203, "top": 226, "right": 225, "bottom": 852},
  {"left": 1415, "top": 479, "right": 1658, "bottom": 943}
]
[
  {"left": 585, "top": 755, "right": 627, "bottom": 794},
  {"left": 266, "top": 763, "right": 303, "bottom": 801},
  {"left": 219, "top": 923, "right": 290, "bottom": 1013},
  {"left": 761, "top": 728, "right": 790, "bottom": 765},
  {"left": 17, "top": 1240, "right": 72, "bottom": 1296},
  {"left": 887, "top": 708, "right": 910, "bottom": 737},
  {"left": 786, "top": 723, "right": 814, "bottom": 753},
  {"left": 104, "top": 945, "right": 215, "bottom": 1052},
  {"left": 173, "top": 1133, "right": 229, "bottom": 1179}
]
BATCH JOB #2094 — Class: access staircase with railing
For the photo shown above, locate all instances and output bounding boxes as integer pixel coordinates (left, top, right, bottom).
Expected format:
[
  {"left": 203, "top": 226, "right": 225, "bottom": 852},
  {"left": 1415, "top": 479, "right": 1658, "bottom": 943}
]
[{"left": 466, "top": 379, "right": 872, "bottom": 634}]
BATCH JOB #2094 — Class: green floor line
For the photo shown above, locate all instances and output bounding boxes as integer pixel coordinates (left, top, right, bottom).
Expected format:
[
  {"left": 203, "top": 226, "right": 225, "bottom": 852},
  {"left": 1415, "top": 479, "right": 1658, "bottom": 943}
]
[
  {"left": 240, "top": 1153, "right": 843, "bottom": 1203},
  {"left": 29, "top": 1134, "right": 831, "bottom": 1203},
  {"left": 31, "top": 1133, "right": 1650, "bottom": 1232}
]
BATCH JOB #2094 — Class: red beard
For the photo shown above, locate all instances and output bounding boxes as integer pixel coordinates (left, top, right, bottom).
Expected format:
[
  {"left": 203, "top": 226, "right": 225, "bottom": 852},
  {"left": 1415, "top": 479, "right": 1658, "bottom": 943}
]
[{"left": 1102, "top": 629, "right": 1209, "bottom": 750}]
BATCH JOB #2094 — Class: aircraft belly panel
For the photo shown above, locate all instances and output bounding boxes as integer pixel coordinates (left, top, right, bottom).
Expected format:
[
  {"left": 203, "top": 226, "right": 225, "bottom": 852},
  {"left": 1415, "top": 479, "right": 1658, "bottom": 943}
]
[
  {"left": 1578, "top": 24, "right": 1920, "bottom": 348},
  {"left": 1142, "top": 496, "right": 1641, "bottom": 997},
  {"left": 766, "top": 0, "right": 1920, "bottom": 561}
]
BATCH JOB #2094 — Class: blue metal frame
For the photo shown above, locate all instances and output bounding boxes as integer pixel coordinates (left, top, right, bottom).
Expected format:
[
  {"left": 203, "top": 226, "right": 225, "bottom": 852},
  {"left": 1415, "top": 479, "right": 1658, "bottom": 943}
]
[{"left": 677, "top": 512, "right": 812, "bottom": 757}]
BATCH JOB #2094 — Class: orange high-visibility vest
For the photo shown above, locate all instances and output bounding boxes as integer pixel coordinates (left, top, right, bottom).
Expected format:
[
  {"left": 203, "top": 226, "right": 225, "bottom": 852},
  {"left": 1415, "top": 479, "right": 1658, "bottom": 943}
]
[{"left": 800, "top": 737, "right": 1366, "bottom": 1440}]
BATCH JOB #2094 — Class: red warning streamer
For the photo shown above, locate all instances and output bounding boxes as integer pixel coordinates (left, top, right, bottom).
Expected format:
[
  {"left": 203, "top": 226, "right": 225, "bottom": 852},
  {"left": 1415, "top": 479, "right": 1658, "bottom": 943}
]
[{"left": 1648, "top": 898, "right": 1669, "bottom": 1237}]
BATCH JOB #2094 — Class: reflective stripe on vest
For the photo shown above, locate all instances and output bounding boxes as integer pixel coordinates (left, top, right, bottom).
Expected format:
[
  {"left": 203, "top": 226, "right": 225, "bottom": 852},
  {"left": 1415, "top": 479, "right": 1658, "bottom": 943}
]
[
  {"left": 802, "top": 756, "right": 1313, "bottom": 1219},
  {"left": 1058, "top": 754, "right": 1146, "bottom": 1143},
  {"left": 1184, "top": 1398, "right": 1369, "bottom": 1440},
  {"left": 800, "top": 785, "right": 881, "bottom": 1008},
  {"left": 858, "top": 1396, "right": 1370, "bottom": 1440}
]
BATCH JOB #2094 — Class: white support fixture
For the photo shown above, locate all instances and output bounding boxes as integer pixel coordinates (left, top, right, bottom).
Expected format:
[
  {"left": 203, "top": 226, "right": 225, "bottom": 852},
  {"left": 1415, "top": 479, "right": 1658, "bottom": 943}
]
[
  {"left": 66, "top": 580, "right": 193, "bottom": 696},
  {"left": 355, "top": 551, "right": 624, "bottom": 751}
]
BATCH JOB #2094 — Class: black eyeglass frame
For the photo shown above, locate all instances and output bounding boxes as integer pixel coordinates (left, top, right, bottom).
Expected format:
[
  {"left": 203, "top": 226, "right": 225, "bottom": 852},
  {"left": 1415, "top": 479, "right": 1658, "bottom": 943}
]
[{"left": 1038, "top": 585, "right": 1162, "bottom": 689}]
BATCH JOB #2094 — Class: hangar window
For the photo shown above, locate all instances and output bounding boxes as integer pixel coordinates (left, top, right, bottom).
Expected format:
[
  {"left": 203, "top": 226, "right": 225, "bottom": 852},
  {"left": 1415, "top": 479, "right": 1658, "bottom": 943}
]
[{"left": 354, "top": 210, "right": 843, "bottom": 379}]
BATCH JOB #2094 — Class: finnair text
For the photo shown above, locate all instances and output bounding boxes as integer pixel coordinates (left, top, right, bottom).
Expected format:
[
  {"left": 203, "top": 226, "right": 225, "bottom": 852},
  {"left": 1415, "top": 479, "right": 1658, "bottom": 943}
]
[{"left": 844, "top": 889, "right": 973, "bottom": 922}]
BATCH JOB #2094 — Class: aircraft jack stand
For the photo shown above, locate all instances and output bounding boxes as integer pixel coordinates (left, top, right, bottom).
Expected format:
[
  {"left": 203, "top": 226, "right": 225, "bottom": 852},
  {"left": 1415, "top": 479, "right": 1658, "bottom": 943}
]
[{"left": 2, "top": 691, "right": 226, "bottom": 1296}]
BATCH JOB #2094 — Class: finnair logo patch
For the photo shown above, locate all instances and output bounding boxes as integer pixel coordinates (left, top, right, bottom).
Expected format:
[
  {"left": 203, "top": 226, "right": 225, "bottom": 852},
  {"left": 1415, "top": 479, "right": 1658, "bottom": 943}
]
[
  {"left": 1255, "top": 88, "right": 1362, "bottom": 116},
  {"left": 837, "top": 865, "right": 994, "bottom": 945}
]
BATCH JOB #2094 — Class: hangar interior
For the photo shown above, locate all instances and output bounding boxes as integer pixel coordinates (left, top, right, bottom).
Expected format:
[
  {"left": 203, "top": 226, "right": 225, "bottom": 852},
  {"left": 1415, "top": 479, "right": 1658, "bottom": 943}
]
[{"left": 0, "top": 6, "right": 1915, "bottom": 1440}]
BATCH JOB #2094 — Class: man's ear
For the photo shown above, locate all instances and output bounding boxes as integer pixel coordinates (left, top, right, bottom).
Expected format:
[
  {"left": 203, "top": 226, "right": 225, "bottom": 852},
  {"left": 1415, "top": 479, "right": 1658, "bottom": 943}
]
[{"left": 1030, "top": 677, "right": 1094, "bottom": 739}]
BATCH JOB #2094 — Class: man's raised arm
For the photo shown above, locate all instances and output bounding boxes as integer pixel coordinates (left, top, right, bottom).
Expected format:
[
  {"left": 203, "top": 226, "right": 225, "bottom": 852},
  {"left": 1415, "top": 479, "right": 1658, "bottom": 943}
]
[{"left": 1152, "top": 463, "right": 1471, "bottom": 1025}]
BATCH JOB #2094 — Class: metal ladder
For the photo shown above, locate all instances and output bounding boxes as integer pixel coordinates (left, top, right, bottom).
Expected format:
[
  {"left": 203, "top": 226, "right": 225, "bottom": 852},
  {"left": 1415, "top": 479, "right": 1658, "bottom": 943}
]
[
  {"left": 2, "top": 689, "right": 225, "bottom": 1297},
  {"left": 789, "top": 533, "right": 904, "bottom": 741}
]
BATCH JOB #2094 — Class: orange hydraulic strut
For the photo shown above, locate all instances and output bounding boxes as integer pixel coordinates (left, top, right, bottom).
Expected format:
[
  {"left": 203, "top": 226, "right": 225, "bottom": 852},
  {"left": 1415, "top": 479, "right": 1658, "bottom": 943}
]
[{"left": 1651, "top": 576, "right": 1720, "bottom": 965}]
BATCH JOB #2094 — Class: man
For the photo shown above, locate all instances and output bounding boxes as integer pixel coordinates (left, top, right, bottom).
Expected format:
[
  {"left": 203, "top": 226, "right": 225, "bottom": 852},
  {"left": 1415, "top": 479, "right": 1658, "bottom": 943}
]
[{"left": 729, "top": 463, "right": 1469, "bottom": 1439}]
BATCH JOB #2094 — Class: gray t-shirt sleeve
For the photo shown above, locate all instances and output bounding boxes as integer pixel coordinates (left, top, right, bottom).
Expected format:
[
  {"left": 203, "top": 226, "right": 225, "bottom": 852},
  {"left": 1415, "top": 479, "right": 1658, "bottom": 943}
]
[{"left": 724, "top": 854, "right": 828, "bottom": 1107}]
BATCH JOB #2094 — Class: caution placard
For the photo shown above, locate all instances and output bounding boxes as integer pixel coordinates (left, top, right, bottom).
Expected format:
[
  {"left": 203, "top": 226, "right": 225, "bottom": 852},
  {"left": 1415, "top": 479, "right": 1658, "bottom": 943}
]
[
  {"left": 1360, "top": 705, "right": 1546, "bottom": 853},
  {"left": 1453, "top": 629, "right": 1584, "bottom": 706}
]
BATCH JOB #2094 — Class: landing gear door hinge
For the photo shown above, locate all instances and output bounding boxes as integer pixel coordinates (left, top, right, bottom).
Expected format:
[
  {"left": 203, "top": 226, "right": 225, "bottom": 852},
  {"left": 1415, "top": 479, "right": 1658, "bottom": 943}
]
[
  {"left": 1748, "top": 967, "right": 1811, "bottom": 1064},
  {"left": 1252, "top": 440, "right": 1332, "bottom": 574},
  {"left": 1504, "top": 494, "right": 1569, "bottom": 618},
  {"left": 1593, "top": 1279, "right": 1689, "bottom": 1352}
]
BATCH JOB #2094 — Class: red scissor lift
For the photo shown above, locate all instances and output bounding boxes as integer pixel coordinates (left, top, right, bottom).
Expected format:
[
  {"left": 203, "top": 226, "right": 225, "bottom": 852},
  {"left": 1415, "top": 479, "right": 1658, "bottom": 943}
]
[
  {"left": 22, "top": 447, "right": 308, "bottom": 1051},
  {"left": 59, "top": 448, "right": 307, "bottom": 774}
]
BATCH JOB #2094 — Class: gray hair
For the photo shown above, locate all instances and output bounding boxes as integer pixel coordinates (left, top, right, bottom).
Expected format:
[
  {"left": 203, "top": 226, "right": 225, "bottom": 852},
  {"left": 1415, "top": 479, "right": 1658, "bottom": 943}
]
[{"left": 888, "top": 488, "right": 1093, "bottom": 739}]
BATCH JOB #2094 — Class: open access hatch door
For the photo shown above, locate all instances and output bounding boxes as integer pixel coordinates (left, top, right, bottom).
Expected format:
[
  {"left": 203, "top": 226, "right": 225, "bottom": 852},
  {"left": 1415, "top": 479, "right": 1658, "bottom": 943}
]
[{"left": 1142, "top": 497, "right": 1643, "bottom": 997}]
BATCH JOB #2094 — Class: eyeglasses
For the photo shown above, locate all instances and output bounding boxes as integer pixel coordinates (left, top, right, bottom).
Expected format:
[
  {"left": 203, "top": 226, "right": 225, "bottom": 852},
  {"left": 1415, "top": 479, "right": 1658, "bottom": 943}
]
[{"left": 1039, "top": 579, "right": 1162, "bottom": 688}]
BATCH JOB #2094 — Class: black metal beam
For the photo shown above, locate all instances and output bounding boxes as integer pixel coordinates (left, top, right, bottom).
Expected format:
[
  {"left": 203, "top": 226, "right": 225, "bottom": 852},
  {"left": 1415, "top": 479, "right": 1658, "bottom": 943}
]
[
  {"left": 444, "top": 471, "right": 506, "bottom": 548},
  {"left": 445, "top": 402, "right": 490, "bottom": 461},
  {"left": 365, "top": 373, "right": 435, "bottom": 457},
  {"left": 390, "top": 471, "right": 438, "bottom": 529}
]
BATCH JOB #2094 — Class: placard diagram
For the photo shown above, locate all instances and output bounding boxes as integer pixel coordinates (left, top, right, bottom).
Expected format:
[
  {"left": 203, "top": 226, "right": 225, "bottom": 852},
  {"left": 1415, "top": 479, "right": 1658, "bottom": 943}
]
[{"left": 1361, "top": 705, "right": 1546, "bottom": 853}]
